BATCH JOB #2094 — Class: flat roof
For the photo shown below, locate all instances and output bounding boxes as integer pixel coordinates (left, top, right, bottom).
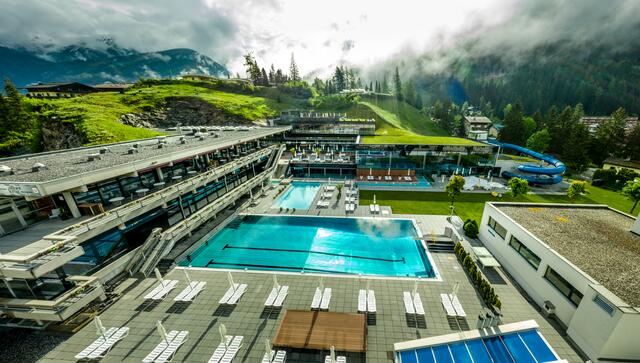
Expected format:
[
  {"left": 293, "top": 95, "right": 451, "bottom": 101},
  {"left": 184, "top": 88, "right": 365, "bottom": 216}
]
[
  {"left": 0, "top": 127, "right": 288, "bottom": 195},
  {"left": 497, "top": 204, "right": 640, "bottom": 307}
]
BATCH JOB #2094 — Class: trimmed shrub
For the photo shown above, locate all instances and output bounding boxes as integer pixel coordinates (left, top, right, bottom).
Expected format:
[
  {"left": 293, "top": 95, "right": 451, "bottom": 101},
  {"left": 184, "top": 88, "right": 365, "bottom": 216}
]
[{"left": 463, "top": 219, "right": 479, "bottom": 238}]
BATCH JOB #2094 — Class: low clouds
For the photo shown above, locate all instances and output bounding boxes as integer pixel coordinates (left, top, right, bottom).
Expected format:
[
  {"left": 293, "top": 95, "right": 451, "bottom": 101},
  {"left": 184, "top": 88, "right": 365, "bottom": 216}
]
[{"left": 1, "top": 0, "right": 639, "bottom": 78}]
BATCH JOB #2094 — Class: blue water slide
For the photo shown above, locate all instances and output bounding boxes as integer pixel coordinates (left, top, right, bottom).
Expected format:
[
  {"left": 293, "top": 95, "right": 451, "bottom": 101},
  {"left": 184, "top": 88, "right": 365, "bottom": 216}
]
[{"left": 487, "top": 139, "right": 565, "bottom": 184}]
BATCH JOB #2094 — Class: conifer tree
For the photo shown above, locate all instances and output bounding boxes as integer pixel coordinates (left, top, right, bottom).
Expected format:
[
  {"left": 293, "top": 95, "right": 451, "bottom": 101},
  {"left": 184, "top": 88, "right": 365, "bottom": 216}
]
[{"left": 289, "top": 53, "right": 300, "bottom": 82}]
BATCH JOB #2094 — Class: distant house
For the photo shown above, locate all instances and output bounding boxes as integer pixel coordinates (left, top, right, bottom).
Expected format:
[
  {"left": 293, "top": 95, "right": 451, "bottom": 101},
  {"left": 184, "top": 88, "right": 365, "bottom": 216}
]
[
  {"left": 488, "top": 123, "right": 503, "bottom": 138},
  {"left": 463, "top": 116, "right": 492, "bottom": 141},
  {"left": 23, "top": 82, "right": 96, "bottom": 98},
  {"left": 580, "top": 116, "right": 639, "bottom": 135},
  {"left": 23, "top": 82, "right": 133, "bottom": 98},
  {"left": 602, "top": 157, "right": 640, "bottom": 174}
]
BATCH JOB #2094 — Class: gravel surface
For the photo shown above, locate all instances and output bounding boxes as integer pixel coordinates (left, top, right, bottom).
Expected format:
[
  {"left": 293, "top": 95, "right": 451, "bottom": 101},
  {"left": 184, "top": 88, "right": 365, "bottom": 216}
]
[
  {"left": 0, "top": 128, "right": 286, "bottom": 184},
  {"left": 499, "top": 205, "right": 640, "bottom": 306},
  {"left": 0, "top": 329, "right": 70, "bottom": 363}
]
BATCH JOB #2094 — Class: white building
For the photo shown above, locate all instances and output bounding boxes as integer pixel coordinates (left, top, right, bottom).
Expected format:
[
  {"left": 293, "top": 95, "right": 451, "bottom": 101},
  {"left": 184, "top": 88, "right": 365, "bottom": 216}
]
[{"left": 479, "top": 202, "right": 640, "bottom": 362}]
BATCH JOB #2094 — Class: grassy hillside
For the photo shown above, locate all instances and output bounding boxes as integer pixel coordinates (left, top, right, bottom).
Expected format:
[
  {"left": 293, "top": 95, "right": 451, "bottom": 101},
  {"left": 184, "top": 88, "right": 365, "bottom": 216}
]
[
  {"left": 356, "top": 97, "right": 480, "bottom": 146},
  {"left": 27, "top": 80, "right": 304, "bottom": 146}
]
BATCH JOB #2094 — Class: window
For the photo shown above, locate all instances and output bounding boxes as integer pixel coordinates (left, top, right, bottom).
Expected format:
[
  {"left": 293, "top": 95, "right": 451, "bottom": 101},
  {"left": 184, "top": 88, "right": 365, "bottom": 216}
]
[
  {"left": 487, "top": 216, "right": 507, "bottom": 239},
  {"left": 544, "top": 267, "right": 583, "bottom": 306},
  {"left": 509, "top": 236, "right": 541, "bottom": 270}
]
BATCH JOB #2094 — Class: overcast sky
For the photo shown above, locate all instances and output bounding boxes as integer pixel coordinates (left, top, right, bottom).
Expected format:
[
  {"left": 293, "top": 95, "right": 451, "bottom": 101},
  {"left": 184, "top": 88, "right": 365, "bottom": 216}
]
[{"left": 1, "top": 0, "right": 639, "bottom": 77}]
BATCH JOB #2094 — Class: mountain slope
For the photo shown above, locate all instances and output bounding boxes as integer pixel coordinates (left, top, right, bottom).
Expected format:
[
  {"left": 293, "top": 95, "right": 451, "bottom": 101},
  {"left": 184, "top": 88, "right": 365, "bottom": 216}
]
[
  {"left": 0, "top": 45, "right": 229, "bottom": 86},
  {"left": 412, "top": 44, "right": 640, "bottom": 115}
]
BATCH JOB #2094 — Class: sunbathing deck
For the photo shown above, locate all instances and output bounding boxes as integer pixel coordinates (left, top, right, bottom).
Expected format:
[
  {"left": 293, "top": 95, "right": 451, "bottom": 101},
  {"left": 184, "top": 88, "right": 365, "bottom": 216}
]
[{"left": 40, "top": 208, "right": 584, "bottom": 362}]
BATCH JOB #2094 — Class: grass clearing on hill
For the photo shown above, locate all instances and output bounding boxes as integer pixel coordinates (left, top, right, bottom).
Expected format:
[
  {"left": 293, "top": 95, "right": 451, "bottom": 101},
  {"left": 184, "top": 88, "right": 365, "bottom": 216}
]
[{"left": 360, "top": 184, "right": 635, "bottom": 222}]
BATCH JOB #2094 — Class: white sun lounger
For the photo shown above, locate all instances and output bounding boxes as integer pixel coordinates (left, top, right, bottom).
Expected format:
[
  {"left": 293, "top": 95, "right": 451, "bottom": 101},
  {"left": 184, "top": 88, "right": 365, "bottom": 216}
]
[
  {"left": 325, "top": 185, "right": 336, "bottom": 191},
  {"left": 262, "top": 351, "right": 276, "bottom": 363},
  {"left": 367, "top": 290, "right": 377, "bottom": 313},
  {"left": 357, "top": 290, "right": 367, "bottom": 312},
  {"left": 274, "top": 286, "right": 288, "bottom": 307},
  {"left": 144, "top": 280, "right": 178, "bottom": 300},
  {"left": 369, "top": 204, "right": 375, "bottom": 213},
  {"left": 449, "top": 294, "right": 467, "bottom": 317},
  {"left": 374, "top": 204, "right": 380, "bottom": 213},
  {"left": 226, "top": 284, "right": 247, "bottom": 305},
  {"left": 320, "top": 288, "right": 332, "bottom": 310},
  {"left": 413, "top": 293, "right": 425, "bottom": 315},
  {"left": 75, "top": 327, "right": 129, "bottom": 360},
  {"left": 325, "top": 355, "right": 347, "bottom": 363},
  {"left": 156, "top": 330, "right": 189, "bottom": 362},
  {"left": 174, "top": 281, "right": 206, "bottom": 302},
  {"left": 273, "top": 350, "right": 286, "bottom": 363},
  {"left": 311, "top": 287, "right": 323, "bottom": 309},
  {"left": 265, "top": 287, "right": 279, "bottom": 306},
  {"left": 219, "top": 284, "right": 239, "bottom": 304},
  {"left": 143, "top": 330, "right": 189, "bottom": 363},
  {"left": 403, "top": 292, "right": 415, "bottom": 314},
  {"left": 220, "top": 335, "right": 243, "bottom": 363},
  {"left": 209, "top": 336, "right": 233, "bottom": 363},
  {"left": 440, "top": 294, "right": 457, "bottom": 316}
]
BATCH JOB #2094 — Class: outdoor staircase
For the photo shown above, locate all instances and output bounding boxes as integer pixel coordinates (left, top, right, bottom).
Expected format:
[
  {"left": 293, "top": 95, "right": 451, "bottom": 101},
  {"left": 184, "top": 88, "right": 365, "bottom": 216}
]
[
  {"left": 425, "top": 236, "right": 456, "bottom": 252},
  {"left": 125, "top": 227, "right": 163, "bottom": 276}
]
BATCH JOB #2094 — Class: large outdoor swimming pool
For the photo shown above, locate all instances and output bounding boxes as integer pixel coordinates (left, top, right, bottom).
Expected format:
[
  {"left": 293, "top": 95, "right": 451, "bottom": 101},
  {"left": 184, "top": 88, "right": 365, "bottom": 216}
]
[
  {"left": 180, "top": 215, "right": 437, "bottom": 278},
  {"left": 272, "top": 182, "right": 321, "bottom": 210}
]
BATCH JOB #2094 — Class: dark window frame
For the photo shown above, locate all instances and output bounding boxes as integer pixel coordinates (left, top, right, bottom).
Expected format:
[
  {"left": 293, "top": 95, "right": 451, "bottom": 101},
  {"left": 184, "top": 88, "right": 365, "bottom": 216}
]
[
  {"left": 508, "top": 235, "right": 541, "bottom": 270},
  {"left": 544, "top": 267, "right": 583, "bottom": 306},
  {"left": 487, "top": 216, "right": 507, "bottom": 239}
]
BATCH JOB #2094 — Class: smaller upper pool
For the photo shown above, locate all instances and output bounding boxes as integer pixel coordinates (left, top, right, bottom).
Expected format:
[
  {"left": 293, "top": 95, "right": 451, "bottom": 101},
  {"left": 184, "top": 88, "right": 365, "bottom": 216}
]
[{"left": 272, "top": 182, "right": 321, "bottom": 210}]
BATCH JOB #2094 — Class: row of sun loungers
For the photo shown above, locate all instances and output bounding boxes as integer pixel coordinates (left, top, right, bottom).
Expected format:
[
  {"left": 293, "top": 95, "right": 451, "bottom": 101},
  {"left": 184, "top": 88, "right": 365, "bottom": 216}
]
[
  {"left": 173, "top": 281, "right": 207, "bottom": 302},
  {"left": 440, "top": 293, "right": 467, "bottom": 317}
]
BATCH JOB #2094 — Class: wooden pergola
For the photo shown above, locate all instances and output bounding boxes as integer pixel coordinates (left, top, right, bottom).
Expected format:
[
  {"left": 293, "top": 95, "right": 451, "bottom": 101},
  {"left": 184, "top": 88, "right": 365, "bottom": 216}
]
[{"left": 273, "top": 310, "right": 367, "bottom": 352}]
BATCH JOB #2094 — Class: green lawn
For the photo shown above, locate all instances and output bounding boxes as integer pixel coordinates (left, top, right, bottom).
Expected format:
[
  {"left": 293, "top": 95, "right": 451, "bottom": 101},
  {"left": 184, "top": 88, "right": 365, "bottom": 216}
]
[{"left": 360, "top": 185, "right": 635, "bottom": 222}]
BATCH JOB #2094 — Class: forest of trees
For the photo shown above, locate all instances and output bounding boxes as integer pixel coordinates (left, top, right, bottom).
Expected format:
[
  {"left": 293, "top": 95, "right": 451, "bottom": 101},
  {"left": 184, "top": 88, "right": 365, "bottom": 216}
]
[
  {"left": 243, "top": 53, "right": 300, "bottom": 86},
  {"left": 497, "top": 103, "right": 640, "bottom": 172}
]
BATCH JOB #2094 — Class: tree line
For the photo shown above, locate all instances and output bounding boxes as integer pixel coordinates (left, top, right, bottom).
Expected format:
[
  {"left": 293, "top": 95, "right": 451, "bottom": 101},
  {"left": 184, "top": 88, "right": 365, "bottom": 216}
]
[
  {"left": 0, "top": 79, "right": 35, "bottom": 156},
  {"left": 243, "top": 53, "right": 300, "bottom": 86},
  {"left": 498, "top": 103, "right": 640, "bottom": 171}
]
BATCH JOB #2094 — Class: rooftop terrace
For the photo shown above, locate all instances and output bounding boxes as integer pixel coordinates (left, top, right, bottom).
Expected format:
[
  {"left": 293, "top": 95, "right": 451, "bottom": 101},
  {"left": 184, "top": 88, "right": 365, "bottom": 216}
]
[
  {"left": 497, "top": 204, "right": 640, "bottom": 307},
  {"left": 0, "top": 127, "right": 288, "bottom": 189}
]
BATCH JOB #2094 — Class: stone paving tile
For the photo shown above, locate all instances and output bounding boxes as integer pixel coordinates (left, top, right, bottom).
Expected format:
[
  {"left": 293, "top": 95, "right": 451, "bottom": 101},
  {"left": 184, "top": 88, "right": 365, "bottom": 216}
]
[{"left": 40, "top": 195, "right": 585, "bottom": 363}]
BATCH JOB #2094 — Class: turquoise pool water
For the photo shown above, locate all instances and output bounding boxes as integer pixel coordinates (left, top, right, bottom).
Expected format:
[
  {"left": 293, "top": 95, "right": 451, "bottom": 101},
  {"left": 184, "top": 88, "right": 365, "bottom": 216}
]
[
  {"left": 358, "top": 175, "right": 432, "bottom": 188},
  {"left": 272, "top": 182, "right": 321, "bottom": 210},
  {"left": 181, "top": 215, "right": 436, "bottom": 278}
]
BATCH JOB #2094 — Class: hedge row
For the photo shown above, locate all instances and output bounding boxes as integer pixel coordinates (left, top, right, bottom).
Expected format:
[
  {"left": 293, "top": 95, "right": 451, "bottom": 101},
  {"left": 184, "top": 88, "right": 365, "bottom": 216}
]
[{"left": 454, "top": 242, "right": 502, "bottom": 310}]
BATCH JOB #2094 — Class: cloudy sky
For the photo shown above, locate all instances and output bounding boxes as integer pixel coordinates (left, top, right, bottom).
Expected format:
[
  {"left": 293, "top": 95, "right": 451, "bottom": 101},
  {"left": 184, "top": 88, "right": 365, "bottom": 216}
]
[{"left": 1, "top": 0, "right": 639, "bottom": 77}]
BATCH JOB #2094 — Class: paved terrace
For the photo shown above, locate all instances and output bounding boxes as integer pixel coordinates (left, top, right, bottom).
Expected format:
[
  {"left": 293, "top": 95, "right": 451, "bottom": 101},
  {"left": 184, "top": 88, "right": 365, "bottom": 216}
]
[
  {"left": 0, "top": 127, "right": 288, "bottom": 185},
  {"left": 497, "top": 204, "right": 640, "bottom": 307},
  {"left": 41, "top": 185, "right": 584, "bottom": 362}
]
